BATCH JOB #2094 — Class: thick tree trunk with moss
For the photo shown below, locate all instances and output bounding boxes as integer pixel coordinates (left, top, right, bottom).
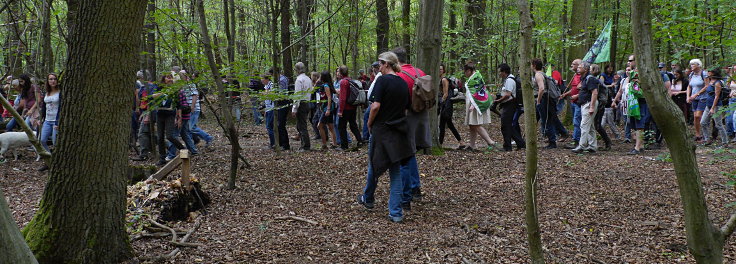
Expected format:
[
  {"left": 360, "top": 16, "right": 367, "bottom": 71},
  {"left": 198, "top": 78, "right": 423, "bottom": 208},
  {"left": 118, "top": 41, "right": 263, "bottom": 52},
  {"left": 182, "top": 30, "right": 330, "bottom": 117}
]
[
  {"left": 517, "top": 0, "right": 544, "bottom": 263},
  {"left": 631, "top": 1, "right": 734, "bottom": 263},
  {"left": 1, "top": 189, "right": 38, "bottom": 264},
  {"left": 414, "top": 0, "right": 443, "bottom": 154},
  {"left": 21, "top": 1, "right": 146, "bottom": 263}
]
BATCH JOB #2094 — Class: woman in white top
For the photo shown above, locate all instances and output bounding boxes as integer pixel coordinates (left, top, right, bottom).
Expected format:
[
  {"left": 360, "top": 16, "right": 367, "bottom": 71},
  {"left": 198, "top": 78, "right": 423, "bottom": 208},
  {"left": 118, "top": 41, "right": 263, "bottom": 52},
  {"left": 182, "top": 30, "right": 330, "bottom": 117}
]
[{"left": 38, "top": 73, "right": 61, "bottom": 171}]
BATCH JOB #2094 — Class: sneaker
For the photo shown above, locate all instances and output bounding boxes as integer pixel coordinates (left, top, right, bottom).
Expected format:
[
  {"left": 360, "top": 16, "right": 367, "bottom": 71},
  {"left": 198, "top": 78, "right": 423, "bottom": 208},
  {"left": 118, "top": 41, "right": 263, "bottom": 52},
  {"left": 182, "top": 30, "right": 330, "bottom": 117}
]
[
  {"left": 357, "top": 194, "right": 374, "bottom": 209},
  {"left": 571, "top": 148, "right": 584, "bottom": 154},
  {"left": 627, "top": 149, "right": 640, "bottom": 155},
  {"left": 586, "top": 148, "right": 596, "bottom": 153},
  {"left": 388, "top": 215, "right": 404, "bottom": 223},
  {"left": 165, "top": 156, "right": 173, "bottom": 161},
  {"left": 401, "top": 202, "right": 411, "bottom": 211},
  {"left": 204, "top": 139, "right": 213, "bottom": 148}
]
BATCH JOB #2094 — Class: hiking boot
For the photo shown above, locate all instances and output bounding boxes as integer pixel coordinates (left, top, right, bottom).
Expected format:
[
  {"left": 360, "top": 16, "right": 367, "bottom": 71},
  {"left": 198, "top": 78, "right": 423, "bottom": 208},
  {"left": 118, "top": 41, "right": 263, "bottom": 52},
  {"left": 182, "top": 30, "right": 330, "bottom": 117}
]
[
  {"left": 571, "top": 148, "right": 584, "bottom": 154},
  {"left": 543, "top": 143, "right": 557, "bottom": 149},
  {"left": 586, "top": 148, "right": 596, "bottom": 153},
  {"left": 357, "top": 194, "right": 374, "bottom": 209},
  {"left": 401, "top": 202, "right": 411, "bottom": 211},
  {"left": 627, "top": 149, "right": 640, "bottom": 155},
  {"left": 204, "top": 139, "right": 213, "bottom": 148},
  {"left": 411, "top": 187, "right": 423, "bottom": 201},
  {"left": 131, "top": 155, "right": 149, "bottom": 161}
]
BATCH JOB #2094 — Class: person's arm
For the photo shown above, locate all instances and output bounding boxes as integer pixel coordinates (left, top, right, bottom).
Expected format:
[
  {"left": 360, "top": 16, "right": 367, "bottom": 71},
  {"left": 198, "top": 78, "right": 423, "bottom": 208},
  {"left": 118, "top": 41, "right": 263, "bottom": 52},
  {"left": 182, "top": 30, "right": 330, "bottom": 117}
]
[
  {"left": 535, "top": 72, "right": 545, "bottom": 105},
  {"left": 325, "top": 86, "right": 332, "bottom": 116},
  {"left": 28, "top": 86, "right": 41, "bottom": 115},
  {"left": 589, "top": 87, "right": 598, "bottom": 114},
  {"left": 495, "top": 79, "right": 512, "bottom": 103},
  {"left": 367, "top": 102, "right": 380, "bottom": 132},
  {"left": 612, "top": 79, "right": 626, "bottom": 108},
  {"left": 441, "top": 78, "right": 449, "bottom": 102},
  {"left": 711, "top": 81, "right": 722, "bottom": 114}
]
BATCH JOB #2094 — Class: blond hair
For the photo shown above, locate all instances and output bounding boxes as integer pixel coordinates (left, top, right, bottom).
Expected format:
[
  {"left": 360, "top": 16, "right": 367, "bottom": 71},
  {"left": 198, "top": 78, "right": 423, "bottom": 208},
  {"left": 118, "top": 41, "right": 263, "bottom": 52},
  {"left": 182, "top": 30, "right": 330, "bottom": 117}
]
[{"left": 378, "top": 52, "right": 401, "bottom": 73}]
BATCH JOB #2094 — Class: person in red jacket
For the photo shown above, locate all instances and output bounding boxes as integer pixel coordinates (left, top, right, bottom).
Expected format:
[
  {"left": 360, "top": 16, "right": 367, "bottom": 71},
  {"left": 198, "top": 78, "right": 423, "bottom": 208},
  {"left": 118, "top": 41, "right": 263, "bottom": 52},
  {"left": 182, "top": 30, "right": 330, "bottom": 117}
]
[{"left": 337, "top": 65, "right": 363, "bottom": 150}]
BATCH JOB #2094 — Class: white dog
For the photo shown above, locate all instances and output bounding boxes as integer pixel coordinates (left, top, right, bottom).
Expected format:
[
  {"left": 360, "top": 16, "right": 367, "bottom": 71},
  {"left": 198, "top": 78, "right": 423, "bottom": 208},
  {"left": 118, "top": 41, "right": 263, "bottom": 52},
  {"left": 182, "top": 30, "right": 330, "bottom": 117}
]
[{"left": 0, "top": 131, "right": 39, "bottom": 161}]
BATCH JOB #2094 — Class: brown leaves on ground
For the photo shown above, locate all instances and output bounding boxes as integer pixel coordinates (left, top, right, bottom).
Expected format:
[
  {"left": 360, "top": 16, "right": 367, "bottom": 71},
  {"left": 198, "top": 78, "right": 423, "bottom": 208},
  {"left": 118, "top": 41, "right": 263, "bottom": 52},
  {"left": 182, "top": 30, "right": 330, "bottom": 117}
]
[{"left": 2, "top": 111, "right": 736, "bottom": 263}]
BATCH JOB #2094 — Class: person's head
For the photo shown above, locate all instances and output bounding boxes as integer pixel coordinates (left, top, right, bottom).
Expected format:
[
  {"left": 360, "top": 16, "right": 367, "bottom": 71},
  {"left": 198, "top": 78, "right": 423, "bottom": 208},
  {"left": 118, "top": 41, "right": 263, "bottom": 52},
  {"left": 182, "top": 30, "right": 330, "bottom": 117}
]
[
  {"left": 590, "top": 63, "right": 600, "bottom": 76},
  {"left": 338, "top": 65, "right": 349, "bottom": 78},
  {"left": 45, "top": 73, "right": 59, "bottom": 93},
  {"left": 269, "top": 67, "right": 281, "bottom": 76},
  {"left": 614, "top": 70, "right": 624, "bottom": 80},
  {"left": 11, "top": 79, "right": 19, "bottom": 90},
  {"left": 295, "top": 62, "right": 306, "bottom": 75},
  {"left": 605, "top": 64, "right": 614, "bottom": 74},
  {"left": 658, "top": 62, "right": 666, "bottom": 71},
  {"left": 377, "top": 52, "right": 401, "bottom": 74},
  {"left": 260, "top": 73, "right": 271, "bottom": 85},
  {"left": 463, "top": 62, "right": 476, "bottom": 78},
  {"left": 310, "top": 71, "right": 320, "bottom": 82},
  {"left": 549, "top": 63, "right": 556, "bottom": 70},
  {"left": 578, "top": 61, "right": 591, "bottom": 75},
  {"left": 179, "top": 70, "right": 190, "bottom": 81},
  {"left": 707, "top": 67, "right": 722, "bottom": 80},
  {"left": 320, "top": 71, "right": 334, "bottom": 86},
  {"left": 627, "top": 55, "right": 636, "bottom": 69},
  {"left": 674, "top": 68, "right": 685, "bottom": 81},
  {"left": 439, "top": 64, "right": 446, "bottom": 75},
  {"left": 161, "top": 73, "right": 174, "bottom": 84},
  {"left": 391, "top": 47, "right": 408, "bottom": 64},
  {"left": 359, "top": 69, "right": 365, "bottom": 75},
  {"left": 18, "top": 74, "right": 31, "bottom": 92},
  {"left": 171, "top": 66, "right": 181, "bottom": 73},
  {"left": 671, "top": 61, "right": 680, "bottom": 71},
  {"left": 570, "top": 59, "right": 582, "bottom": 72},
  {"left": 531, "top": 58, "right": 544, "bottom": 72},
  {"left": 372, "top": 61, "right": 380, "bottom": 73},
  {"left": 689, "top": 59, "right": 703, "bottom": 71},
  {"left": 136, "top": 70, "right": 144, "bottom": 80},
  {"left": 497, "top": 63, "right": 511, "bottom": 79}
]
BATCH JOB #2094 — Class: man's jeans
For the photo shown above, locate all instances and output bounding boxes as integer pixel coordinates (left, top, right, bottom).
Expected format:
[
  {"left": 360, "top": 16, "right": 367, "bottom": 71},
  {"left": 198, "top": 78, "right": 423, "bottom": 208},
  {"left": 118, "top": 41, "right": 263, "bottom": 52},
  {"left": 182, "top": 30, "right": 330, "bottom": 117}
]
[
  {"left": 179, "top": 119, "right": 198, "bottom": 154},
  {"left": 363, "top": 136, "right": 404, "bottom": 218},
  {"left": 401, "top": 156, "right": 420, "bottom": 203},
  {"left": 251, "top": 98, "right": 263, "bottom": 125},
  {"left": 362, "top": 107, "right": 371, "bottom": 141},
  {"left": 537, "top": 96, "right": 566, "bottom": 142},
  {"left": 265, "top": 110, "right": 275, "bottom": 148},
  {"left": 572, "top": 103, "right": 582, "bottom": 142},
  {"left": 190, "top": 111, "right": 213, "bottom": 144}
]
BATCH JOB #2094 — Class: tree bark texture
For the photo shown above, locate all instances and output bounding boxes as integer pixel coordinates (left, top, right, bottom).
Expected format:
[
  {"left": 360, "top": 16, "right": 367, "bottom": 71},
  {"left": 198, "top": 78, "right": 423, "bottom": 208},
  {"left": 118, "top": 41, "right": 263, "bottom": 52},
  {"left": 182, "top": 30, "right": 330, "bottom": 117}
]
[
  {"left": 280, "top": 0, "right": 293, "bottom": 80},
  {"left": 195, "top": 0, "right": 240, "bottom": 190},
  {"left": 223, "top": 0, "right": 234, "bottom": 64},
  {"left": 401, "top": 0, "right": 411, "bottom": 62},
  {"left": 5, "top": 0, "right": 23, "bottom": 77},
  {"left": 145, "top": 0, "right": 157, "bottom": 81},
  {"left": 376, "top": 0, "right": 389, "bottom": 58},
  {"left": 1, "top": 188, "right": 38, "bottom": 264},
  {"left": 517, "top": 0, "right": 544, "bottom": 263},
  {"left": 41, "top": 0, "right": 54, "bottom": 74},
  {"left": 21, "top": 1, "right": 147, "bottom": 263},
  {"left": 415, "top": 0, "right": 443, "bottom": 154},
  {"left": 567, "top": 0, "right": 591, "bottom": 62},
  {"left": 631, "top": 1, "right": 724, "bottom": 263}
]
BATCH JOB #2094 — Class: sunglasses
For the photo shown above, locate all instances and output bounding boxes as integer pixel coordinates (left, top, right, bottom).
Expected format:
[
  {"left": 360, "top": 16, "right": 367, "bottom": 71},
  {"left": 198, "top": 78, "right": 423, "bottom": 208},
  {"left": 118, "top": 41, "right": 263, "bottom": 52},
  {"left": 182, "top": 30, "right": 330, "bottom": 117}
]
[{"left": 628, "top": 59, "right": 635, "bottom": 62}]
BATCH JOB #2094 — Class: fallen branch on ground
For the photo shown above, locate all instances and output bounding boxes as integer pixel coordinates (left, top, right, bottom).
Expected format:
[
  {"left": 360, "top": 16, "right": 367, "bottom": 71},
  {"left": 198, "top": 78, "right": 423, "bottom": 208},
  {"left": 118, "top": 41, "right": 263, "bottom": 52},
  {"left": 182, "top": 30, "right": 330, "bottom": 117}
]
[
  {"left": 275, "top": 216, "right": 318, "bottom": 225},
  {"left": 139, "top": 216, "right": 202, "bottom": 261}
]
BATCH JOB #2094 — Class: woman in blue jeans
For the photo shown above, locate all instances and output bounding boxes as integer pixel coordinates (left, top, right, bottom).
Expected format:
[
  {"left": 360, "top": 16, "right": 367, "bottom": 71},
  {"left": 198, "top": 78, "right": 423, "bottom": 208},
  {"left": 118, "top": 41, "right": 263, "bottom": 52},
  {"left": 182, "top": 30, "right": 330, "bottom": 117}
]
[{"left": 38, "top": 73, "right": 61, "bottom": 171}]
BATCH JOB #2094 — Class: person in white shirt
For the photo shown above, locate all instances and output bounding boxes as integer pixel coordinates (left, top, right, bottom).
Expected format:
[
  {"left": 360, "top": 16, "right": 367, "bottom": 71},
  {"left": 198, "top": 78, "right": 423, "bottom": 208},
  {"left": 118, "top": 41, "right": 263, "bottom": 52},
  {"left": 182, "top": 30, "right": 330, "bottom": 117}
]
[{"left": 292, "top": 62, "right": 312, "bottom": 151}]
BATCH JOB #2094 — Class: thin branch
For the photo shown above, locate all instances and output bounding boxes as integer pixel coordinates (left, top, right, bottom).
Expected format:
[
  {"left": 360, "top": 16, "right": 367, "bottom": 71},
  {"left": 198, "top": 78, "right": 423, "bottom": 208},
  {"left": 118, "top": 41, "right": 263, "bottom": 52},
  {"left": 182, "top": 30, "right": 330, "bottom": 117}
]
[{"left": 275, "top": 216, "right": 318, "bottom": 225}]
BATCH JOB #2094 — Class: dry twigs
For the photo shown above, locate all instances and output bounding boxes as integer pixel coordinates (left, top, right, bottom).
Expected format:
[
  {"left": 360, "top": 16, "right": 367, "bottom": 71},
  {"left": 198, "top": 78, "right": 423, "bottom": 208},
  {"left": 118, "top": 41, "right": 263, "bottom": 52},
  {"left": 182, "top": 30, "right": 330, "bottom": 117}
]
[
  {"left": 274, "top": 216, "right": 318, "bottom": 225},
  {"left": 139, "top": 216, "right": 203, "bottom": 261}
]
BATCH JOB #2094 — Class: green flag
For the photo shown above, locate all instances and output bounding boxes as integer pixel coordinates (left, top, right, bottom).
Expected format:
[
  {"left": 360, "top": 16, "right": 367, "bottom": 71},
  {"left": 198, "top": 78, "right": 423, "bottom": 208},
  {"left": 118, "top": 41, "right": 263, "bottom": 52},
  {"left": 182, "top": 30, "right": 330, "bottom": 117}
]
[{"left": 583, "top": 20, "right": 612, "bottom": 64}]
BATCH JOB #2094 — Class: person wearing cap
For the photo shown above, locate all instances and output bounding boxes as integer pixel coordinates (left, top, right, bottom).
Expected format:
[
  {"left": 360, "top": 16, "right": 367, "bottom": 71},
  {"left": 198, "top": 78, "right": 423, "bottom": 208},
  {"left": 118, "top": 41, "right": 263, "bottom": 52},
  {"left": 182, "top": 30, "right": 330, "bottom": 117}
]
[
  {"left": 370, "top": 61, "right": 380, "bottom": 82},
  {"left": 358, "top": 69, "right": 370, "bottom": 84}
]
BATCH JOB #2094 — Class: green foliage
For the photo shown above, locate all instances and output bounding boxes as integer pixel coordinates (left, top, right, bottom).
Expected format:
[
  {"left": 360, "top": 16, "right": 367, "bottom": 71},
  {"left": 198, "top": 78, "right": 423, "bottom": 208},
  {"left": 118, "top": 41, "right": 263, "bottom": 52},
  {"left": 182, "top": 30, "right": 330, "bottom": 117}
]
[{"left": 655, "top": 152, "right": 672, "bottom": 162}]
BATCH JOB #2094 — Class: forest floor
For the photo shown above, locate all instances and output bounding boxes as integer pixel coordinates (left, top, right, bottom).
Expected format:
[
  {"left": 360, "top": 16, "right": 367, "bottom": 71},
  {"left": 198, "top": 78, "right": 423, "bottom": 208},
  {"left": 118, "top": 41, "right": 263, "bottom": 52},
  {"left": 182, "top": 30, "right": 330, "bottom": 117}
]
[{"left": 3, "top": 107, "right": 736, "bottom": 263}]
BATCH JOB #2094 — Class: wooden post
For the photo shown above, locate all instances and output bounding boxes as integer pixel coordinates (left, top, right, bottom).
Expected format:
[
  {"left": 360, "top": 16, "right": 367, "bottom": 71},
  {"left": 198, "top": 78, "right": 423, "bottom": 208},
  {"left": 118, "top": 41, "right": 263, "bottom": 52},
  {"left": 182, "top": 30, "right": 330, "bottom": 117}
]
[{"left": 180, "top": 150, "right": 191, "bottom": 191}]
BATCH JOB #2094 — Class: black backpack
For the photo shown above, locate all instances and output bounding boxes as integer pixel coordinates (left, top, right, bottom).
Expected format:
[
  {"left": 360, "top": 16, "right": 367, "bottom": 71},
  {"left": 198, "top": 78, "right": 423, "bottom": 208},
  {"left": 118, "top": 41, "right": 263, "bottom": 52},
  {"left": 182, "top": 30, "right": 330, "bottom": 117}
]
[{"left": 508, "top": 75, "right": 523, "bottom": 106}]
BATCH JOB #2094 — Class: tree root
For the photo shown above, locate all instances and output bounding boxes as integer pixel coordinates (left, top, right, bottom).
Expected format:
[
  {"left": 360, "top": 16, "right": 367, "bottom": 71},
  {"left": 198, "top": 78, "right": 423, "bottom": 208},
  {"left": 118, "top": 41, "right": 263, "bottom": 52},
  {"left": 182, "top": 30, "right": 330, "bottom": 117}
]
[{"left": 139, "top": 216, "right": 203, "bottom": 261}]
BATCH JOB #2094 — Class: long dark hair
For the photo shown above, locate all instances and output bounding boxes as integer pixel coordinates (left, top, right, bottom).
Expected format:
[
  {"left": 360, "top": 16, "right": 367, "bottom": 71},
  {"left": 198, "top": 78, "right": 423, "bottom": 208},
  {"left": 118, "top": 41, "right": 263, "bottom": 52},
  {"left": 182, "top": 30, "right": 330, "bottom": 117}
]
[
  {"left": 674, "top": 69, "right": 685, "bottom": 81},
  {"left": 19, "top": 74, "right": 32, "bottom": 99},
  {"left": 320, "top": 71, "right": 335, "bottom": 93},
  {"left": 45, "top": 73, "right": 59, "bottom": 94}
]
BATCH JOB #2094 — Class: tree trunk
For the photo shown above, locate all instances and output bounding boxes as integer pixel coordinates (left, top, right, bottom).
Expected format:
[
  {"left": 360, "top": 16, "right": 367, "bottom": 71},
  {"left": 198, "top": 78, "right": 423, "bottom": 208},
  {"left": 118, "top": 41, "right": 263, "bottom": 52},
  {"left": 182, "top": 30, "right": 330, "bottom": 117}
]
[
  {"left": 631, "top": 1, "right": 725, "bottom": 263},
  {"left": 414, "top": 0, "right": 443, "bottom": 154},
  {"left": 41, "top": 0, "right": 54, "bottom": 74},
  {"left": 195, "top": 0, "right": 240, "bottom": 190},
  {"left": 351, "top": 0, "right": 359, "bottom": 76},
  {"left": 567, "top": 0, "right": 591, "bottom": 62},
  {"left": 280, "top": 0, "right": 293, "bottom": 80},
  {"left": 21, "top": 1, "right": 147, "bottom": 263},
  {"left": 518, "top": 0, "right": 544, "bottom": 262},
  {"left": 145, "top": 0, "right": 157, "bottom": 81},
  {"left": 376, "top": 0, "right": 389, "bottom": 58},
  {"left": 223, "top": 0, "right": 234, "bottom": 64},
  {"left": 1, "top": 188, "right": 38, "bottom": 264},
  {"left": 401, "top": 0, "right": 411, "bottom": 62},
  {"left": 447, "top": 0, "right": 458, "bottom": 71},
  {"left": 610, "top": 0, "right": 619, "bottom": 68},
  {"left": 5, "top": 0, "right": 23, "bottom": 77}
]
